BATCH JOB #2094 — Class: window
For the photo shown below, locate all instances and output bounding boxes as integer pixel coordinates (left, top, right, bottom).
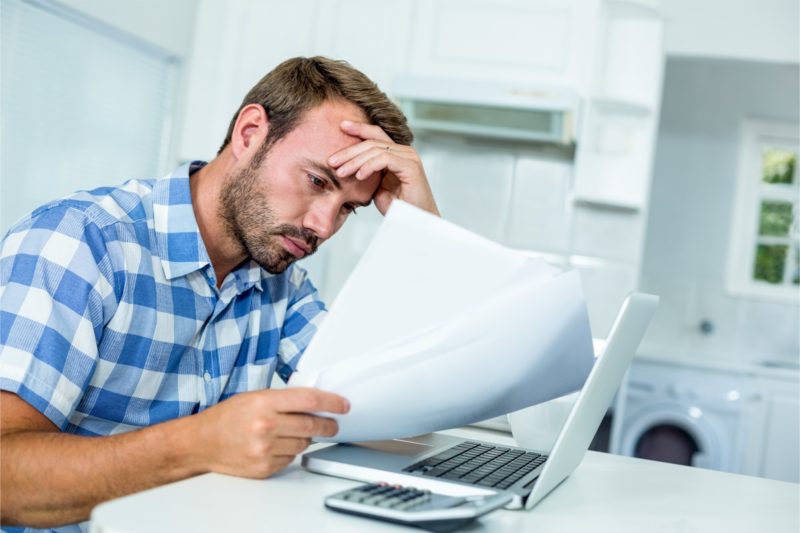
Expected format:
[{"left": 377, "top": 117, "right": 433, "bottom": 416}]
[
  {"left": 1, "top": 0, "right": 179, "bottom": 233},
  {"left": 728, "top": 120, "right": 799, "bottom": 301}
]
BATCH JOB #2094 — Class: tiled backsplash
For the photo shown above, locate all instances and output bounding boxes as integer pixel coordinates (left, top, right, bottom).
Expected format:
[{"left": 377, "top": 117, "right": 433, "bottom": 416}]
[{"left": 639, "top": 274, "right": 799, "bottom": 365}]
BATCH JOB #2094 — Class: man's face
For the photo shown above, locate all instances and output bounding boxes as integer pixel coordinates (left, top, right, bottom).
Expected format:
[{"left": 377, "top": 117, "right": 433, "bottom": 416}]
[{"left": 220, "top": 100, "right": 381, "bottom": 274}]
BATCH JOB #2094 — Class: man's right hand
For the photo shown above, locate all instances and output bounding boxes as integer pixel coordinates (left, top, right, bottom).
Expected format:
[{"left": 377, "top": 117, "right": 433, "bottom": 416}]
[
  {"left": 0, "top": 387, "right": 348, "bottom": 527},
  {"left": 192, "top": 387, "right": 349, "bottom": 478}
]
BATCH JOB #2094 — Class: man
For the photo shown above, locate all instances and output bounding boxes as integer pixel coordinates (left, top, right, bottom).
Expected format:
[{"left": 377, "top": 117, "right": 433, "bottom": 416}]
[{"left": 0, "top": 56, "right": 439, "bottom": 530}]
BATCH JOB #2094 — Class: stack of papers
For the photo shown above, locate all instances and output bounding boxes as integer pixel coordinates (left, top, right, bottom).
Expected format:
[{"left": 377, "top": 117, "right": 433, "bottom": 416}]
[{"left": 288, "top": 201, "right": 594, "bottom": 442}]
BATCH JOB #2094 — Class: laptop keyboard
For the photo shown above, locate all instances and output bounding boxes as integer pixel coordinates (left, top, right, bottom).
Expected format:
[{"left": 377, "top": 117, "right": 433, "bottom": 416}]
[{"left": 403, "top": 441, "right": 548, "bottom": 490}]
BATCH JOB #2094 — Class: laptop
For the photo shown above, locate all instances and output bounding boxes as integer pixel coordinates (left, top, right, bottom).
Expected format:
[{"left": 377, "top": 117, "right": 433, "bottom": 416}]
[{"left": 302, "top": 292, "right": 658, "bottom": 510}]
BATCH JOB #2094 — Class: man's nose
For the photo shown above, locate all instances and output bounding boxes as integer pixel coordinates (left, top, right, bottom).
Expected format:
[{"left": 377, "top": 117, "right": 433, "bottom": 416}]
[{"left": 303, "top": 202, "right": 339, "bottom": 241}]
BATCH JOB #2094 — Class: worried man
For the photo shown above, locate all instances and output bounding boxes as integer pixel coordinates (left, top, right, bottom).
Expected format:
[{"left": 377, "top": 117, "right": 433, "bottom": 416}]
[{"left": 0, "top": 56, "right": 439, "bottom": 531}]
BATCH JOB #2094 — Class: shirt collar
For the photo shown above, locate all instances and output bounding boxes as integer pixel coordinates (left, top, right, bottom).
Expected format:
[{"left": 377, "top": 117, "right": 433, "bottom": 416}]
[{"left": 152, "top": 161, "right": 212, "bottom": 280}]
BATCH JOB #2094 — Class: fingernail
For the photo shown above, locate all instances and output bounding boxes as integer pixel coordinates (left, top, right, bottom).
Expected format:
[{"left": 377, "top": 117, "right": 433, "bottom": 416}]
[{"left": 344, "top": 400, "right": 351, "bottom": 412}]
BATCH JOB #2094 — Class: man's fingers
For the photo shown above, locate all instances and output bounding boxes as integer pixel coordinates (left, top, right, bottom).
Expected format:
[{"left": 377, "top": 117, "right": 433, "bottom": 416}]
[
  {"left": 329, "top": 140, "right": 410, "bottom": 172},
  {"left": 339, "top": 120, "right": 393, "bottom": 142},
  {"left": 271, "top": 436, "right": 313, "bottom": 456},
  {"left": 273, "top": 413, "right": 339, "bottom": 438},
  {"left": 333, "top": 146, "right": 393, "bottom": 178},
  {"left": 342, "top": 148, "right": 415, "bottom": 181},
  {"left": 268, "top": 387, "right": 350, "bottom": 415}
]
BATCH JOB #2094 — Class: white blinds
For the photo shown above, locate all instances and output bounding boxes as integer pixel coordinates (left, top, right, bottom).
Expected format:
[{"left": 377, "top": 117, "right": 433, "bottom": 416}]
[{"left": 1, "top": 0, "right": 180, "bottom": 232}]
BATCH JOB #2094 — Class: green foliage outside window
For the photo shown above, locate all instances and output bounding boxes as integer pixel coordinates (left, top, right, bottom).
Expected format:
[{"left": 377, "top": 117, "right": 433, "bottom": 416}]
[
  {"left": 754, "top": 244, "right": 787, "bottom": 284},
  {"left": 762, "top": 149, "right": 795, "bottom": 184},
  {"left": 794, "top": 248, "right": 800, "bottom": 285},
  {"left": 759, "top": 201, "right": 794, "bottom": 236}
]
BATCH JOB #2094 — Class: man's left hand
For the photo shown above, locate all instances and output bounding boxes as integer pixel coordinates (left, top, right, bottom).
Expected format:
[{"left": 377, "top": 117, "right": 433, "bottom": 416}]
[{"left": 328, "top": 120, "right": 440, "bottom": 217}]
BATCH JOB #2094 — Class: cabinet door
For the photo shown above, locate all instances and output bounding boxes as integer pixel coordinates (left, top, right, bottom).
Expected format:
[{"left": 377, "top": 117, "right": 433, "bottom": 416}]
[
  {"left": 407, "top": 0, "right": 600, "bottom": 89},
  {"left": 759, "top": 390, "right": 800, "bottom": 482},
  {"left": 310, "top": 0, "right": 414, "bottom": 91}
]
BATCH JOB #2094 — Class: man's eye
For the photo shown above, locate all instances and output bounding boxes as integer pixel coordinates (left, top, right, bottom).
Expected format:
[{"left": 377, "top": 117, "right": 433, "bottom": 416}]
[
  {"left": 343, "top": 204, "right": 358, "bottom": 215},
  {"left": 308, "top": 174, "right": 326, "bottom": 188}
]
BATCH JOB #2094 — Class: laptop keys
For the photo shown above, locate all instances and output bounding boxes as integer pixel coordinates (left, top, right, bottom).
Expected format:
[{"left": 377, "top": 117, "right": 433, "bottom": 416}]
[{"left": 405, "top": 442, "right": 549, "bottom": 489}]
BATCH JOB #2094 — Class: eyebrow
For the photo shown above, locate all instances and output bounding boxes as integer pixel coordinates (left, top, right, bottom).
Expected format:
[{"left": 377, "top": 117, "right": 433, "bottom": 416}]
[{"left": 304, "top": 158, "right": 372, "bottom": 207}]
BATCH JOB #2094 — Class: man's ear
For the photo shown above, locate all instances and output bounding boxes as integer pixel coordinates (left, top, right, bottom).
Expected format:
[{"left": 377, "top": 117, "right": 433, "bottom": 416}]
[{"left": 230, "top": 104, "right": 269, "bottom": 161}]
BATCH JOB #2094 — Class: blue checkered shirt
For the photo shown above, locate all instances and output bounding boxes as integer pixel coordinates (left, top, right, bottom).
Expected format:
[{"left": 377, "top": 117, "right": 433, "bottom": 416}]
[{"left": 0, "top": 161, "right": 326, "bottom": 441}]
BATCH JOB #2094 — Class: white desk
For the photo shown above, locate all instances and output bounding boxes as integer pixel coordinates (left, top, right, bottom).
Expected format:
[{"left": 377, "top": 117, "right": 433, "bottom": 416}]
[{"left": 90, "top": 428, "right": 799, "bottom": 533}]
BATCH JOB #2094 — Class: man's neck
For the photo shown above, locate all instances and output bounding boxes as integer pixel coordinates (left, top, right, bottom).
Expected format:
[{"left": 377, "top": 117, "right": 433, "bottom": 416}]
[{"left": 189, "top": 153, "right": 247, "bottom": 288}]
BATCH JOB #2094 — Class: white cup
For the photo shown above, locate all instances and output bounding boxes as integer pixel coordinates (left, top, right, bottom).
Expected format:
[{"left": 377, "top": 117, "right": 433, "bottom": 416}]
[{"left": 507, "top": 392, "right": 579, "bottom": 452}]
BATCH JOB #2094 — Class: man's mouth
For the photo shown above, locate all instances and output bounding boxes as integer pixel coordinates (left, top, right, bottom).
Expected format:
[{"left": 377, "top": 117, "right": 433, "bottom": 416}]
[{"left": 280, "top": 235, "right": 311, "bottom": 258}]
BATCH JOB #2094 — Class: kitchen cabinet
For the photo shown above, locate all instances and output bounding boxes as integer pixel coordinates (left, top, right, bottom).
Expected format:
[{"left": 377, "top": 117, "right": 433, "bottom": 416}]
[
  {"left": 573, "top": 1, "right": 664, "bottom": 213},
  {"left": 406, "top": 0, "right": 601, "bottom": 90},
  {"left": 750, "top": 373, "right": 800, "bottom": 482}
]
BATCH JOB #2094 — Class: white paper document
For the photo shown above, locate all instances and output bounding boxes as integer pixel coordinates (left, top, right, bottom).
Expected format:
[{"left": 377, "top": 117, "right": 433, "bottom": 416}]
[{"left": 288, "top": 201, "right": 594, "bottom": 442}]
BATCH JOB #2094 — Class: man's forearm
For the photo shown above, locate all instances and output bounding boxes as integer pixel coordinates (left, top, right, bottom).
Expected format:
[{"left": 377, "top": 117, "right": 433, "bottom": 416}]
[{"left": 1, "top": 414, "right": 206, "bottom": 527}]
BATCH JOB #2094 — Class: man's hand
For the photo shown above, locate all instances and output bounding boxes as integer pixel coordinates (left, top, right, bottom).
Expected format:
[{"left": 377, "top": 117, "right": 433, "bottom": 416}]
[
  {"left": 0, "top": 388, "right": 347, "bottom": 527},
  {"left": 328, "top": 121, "right": 440, "bottom": 217},
  {"left": 194, "top": 387, "right": 349, "bottom": 478}
]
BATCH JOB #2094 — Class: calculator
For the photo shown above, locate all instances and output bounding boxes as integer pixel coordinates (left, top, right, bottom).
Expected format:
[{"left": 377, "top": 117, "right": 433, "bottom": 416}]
[{"left": 324, "top": 481, "right": 513, "bottom": 532}]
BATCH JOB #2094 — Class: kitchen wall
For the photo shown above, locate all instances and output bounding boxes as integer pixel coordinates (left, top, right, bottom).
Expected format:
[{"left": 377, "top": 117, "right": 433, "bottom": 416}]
[
  {"left": 639, "top": 57, "right": 800, "bottom": 366},
  {"left": 54, "top": 0, "right": 196, "bottom": 57},
  {"left": 660, "top": 0, "right": 799, "bottom": 64}
]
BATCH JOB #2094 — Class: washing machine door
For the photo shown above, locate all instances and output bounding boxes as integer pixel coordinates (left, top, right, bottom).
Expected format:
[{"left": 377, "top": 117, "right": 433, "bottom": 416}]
[{"left": 620, "top": 403, "right": 722, "bottom": 470}]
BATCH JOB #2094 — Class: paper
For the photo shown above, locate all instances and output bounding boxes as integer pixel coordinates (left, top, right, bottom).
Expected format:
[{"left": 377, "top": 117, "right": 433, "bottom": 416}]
[{"left": 288, "top": 201, "right": 594, "bottom": 442}]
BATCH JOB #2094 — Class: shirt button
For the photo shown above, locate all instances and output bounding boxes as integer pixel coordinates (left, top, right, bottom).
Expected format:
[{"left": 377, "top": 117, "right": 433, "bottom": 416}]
[{"left": 203, "top": 371, "right": 212, "bottom": 383}]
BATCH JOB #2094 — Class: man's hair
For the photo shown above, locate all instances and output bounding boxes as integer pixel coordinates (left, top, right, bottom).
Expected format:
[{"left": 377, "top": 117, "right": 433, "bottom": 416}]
[{"left": 218, "top": 56, "right": 413, "bottom": 155}]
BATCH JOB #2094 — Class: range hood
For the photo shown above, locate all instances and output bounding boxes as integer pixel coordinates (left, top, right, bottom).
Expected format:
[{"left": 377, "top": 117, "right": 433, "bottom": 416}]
[{"left": 392, "top": 75, "right": 580, "bottom": 145}]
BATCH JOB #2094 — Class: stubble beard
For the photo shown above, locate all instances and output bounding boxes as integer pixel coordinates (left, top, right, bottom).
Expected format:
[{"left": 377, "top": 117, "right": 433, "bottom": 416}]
[{"left": 219, "top": 155, "right": 319, "bottom": 275}]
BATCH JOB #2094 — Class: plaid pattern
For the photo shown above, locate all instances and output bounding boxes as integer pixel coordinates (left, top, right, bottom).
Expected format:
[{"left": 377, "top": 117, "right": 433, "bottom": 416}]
[{"left": 0, "top": 162, "right": 326, "bottom": 443}]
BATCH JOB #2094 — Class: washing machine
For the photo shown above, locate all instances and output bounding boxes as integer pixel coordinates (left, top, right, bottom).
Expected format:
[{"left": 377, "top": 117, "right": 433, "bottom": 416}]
[{"left": 610, "top": 358, "right": 759, "bottom": 474}]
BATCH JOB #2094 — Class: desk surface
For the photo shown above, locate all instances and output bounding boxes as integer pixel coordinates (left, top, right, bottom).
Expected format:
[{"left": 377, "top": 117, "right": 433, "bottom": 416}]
[{"left": 90, "top": 428, "right": 799, "bottom": 533}]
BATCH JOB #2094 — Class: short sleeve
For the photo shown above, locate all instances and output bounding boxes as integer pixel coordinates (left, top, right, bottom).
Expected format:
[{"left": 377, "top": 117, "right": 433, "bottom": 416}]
[
  {"left": 0, "top": 205, "right": 115, "bottom": 430},
  {"left": 275, "top": 265, "right": 326, "bottom": 383}
]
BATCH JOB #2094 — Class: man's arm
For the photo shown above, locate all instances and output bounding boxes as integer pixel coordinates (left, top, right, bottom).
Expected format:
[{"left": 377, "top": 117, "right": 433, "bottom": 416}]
[{"left": 0, "top": 387, "right": 348, "bottom": 527}]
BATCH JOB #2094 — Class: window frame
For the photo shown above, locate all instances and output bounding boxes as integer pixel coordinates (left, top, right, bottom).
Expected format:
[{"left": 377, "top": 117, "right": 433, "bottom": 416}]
[{"left": 726, "top": 119, "right": 799, "bottom": 302}]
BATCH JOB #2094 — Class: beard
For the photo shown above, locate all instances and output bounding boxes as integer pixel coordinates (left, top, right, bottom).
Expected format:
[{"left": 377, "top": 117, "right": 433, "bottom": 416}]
[{"left": 218, "top": 155, "right": 319, "bottom": 275}]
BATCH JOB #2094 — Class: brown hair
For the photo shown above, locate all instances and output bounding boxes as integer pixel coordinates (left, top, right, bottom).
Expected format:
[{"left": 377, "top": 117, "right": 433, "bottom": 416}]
[{"left": 218, "top": 56, "right": 413, "bottom": 155}]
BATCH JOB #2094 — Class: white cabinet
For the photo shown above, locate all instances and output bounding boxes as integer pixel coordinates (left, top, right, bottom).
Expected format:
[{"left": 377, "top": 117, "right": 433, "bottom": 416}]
[
  {"left": 573, "top": 105, "right": 658, "bottom": 210},
  {"left": 572, "top": 2, "right": 663, "bottom": 214},
  {"left": 311, "top": 0, "right": 415, "bottom": 91},
  {"left": 751, "top": 374, "right": 800, "bottom": 483},
  {"left": 406, "top": 0, "right": 601, "bottom": 91}
]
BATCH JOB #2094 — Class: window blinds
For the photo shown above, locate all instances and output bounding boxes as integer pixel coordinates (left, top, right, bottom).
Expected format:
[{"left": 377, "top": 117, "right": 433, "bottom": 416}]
[{"left": 1, "top": 0, "right": 180, "bottom": 232}]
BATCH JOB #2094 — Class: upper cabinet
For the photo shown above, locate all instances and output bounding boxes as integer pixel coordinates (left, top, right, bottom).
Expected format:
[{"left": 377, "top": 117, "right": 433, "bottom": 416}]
[
  {"left": 573, "top": 1, "right": 664, "bottom": 211},
  {"left": 404, "top": 0, "right": 601, "bottom": 92}
]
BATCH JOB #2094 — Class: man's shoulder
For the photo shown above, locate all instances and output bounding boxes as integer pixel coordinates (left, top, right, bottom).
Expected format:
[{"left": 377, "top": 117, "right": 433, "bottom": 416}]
[
  {"left": 60, "top": 179, "right": 157, "bottom": 228},
  {"left": 8, "top": 179, "right": 156, "bottom": 236},
  {"left": 1, "top": 179, "right": 160, "bottom": 267}
]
